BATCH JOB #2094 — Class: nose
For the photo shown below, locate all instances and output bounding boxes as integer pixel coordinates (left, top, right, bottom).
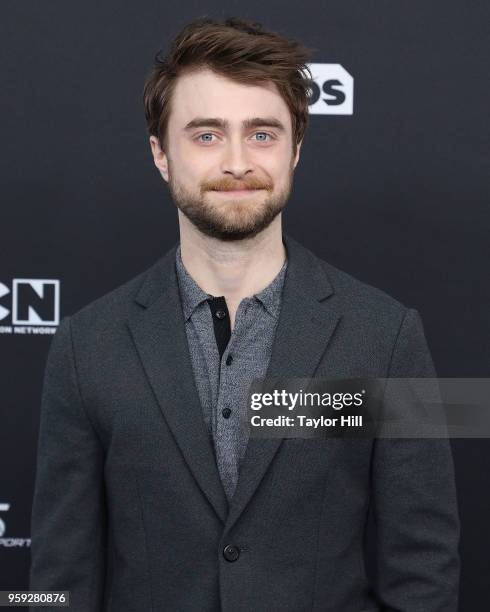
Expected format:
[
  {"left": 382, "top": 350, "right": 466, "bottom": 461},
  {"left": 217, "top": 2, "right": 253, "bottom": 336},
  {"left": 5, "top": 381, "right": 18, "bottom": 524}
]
[{"left": 220, "top": 137, "right": 253, "bottom": 178}]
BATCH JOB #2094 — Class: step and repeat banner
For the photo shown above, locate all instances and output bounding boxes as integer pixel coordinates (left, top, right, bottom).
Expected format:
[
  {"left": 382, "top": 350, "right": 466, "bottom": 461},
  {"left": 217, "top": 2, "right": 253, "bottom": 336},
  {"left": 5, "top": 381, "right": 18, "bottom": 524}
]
[{"left": 1, "top": 1, "right": 489, "bottom": 609}]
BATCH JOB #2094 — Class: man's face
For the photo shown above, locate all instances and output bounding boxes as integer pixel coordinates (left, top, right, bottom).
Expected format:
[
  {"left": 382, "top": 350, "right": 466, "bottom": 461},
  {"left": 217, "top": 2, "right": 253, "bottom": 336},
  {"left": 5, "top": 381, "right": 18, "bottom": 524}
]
[{"left": 150, "top": 67, "right": 302, "bottom": 241}]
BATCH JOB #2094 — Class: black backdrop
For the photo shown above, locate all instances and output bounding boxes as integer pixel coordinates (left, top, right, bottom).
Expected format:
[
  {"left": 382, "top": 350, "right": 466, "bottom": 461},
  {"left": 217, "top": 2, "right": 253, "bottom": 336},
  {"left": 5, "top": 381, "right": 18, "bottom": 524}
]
[{"left": 1, "top": 1, "right": 489, "bottom": 609}]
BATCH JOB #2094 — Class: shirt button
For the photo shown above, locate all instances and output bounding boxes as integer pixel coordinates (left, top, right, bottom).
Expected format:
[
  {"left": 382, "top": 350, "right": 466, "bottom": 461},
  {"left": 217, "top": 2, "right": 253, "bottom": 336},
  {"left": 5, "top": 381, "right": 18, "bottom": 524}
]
[
  {"left": 222, "top": 407, "right": 232, "bottom": 419},
  {"left": 223, "top": 544, "right": 240, "bottom": 562},
  {"left": 225, "top": 354, "right": 233, "bottom": 366},
  {"left": 215, "top": 309, "right": 227, "bottom": 320}
]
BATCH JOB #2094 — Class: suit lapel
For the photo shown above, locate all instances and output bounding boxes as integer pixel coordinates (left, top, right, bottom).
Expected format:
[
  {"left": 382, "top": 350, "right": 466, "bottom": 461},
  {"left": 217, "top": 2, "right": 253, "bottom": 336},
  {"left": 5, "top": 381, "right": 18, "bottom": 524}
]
[
  {"left": 127, "top": 244, "right": 229, "bottom": 524},
  {"left": 125, "top": 234, "right": 342, "bottom": 531},
  {"left": 224, "top": 234, "right": 342, "bottom": 533}
]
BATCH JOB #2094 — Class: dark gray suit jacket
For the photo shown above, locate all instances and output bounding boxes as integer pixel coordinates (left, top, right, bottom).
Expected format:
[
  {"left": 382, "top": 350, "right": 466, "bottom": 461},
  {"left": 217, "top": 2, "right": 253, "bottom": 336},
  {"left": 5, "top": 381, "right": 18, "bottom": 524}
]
[{"left": 29, "top": 233, "right": 460, "bottom": 612}]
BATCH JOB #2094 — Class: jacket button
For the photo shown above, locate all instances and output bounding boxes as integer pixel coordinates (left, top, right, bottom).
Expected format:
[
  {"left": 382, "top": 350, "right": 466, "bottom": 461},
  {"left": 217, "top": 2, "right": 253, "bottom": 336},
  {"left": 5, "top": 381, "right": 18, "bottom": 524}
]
[{"left": 223, "top": 544, "right": 240, "bottom": 562}]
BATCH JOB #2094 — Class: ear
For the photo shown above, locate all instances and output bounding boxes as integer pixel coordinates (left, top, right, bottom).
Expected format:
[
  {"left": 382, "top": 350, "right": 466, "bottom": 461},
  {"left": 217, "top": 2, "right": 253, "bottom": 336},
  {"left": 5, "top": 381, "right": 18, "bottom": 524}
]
[
  {"left": 149, "top": 136, "right": 169, "bottom": 182},
  {"left": 292, "top": 139, "right": 303, "bottom": 169}
]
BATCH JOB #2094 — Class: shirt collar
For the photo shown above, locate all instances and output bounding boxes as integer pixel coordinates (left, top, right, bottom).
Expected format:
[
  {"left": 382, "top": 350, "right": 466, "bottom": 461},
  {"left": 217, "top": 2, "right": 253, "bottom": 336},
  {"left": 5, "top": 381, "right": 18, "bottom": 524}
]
[
  {"left": 175, "top": 245, "right": 212, "bottom": 321},
  {"left": 175, "top": 244, "right": 288, "bottom": 321},
  {"left": 252, "top": 257, "right": 287, "bottom": 319}
]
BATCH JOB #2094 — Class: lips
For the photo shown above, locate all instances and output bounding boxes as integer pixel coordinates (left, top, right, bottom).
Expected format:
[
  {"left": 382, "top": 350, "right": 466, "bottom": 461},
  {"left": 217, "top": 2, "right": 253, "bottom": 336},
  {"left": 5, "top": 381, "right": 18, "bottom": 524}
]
[{"left": 212, "top": 188, "right": 263, "bottom": 193}]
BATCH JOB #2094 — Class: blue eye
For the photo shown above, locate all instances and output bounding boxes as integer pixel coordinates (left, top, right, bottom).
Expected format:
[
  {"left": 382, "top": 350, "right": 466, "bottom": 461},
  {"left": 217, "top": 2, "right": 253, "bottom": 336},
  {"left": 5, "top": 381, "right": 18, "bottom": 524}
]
[
  {"left": 198, "top": 133, "right": 216, "bottom": 143},
  {"left": 253, "top": 132, "right": 271, "bottom": 142}
]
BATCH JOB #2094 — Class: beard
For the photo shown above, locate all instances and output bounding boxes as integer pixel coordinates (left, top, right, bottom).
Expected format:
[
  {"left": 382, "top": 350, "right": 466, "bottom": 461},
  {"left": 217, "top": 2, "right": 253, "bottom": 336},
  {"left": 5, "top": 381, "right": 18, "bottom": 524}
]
[{"left": 167, "top": 162, "right": 294, "bottom": 241}]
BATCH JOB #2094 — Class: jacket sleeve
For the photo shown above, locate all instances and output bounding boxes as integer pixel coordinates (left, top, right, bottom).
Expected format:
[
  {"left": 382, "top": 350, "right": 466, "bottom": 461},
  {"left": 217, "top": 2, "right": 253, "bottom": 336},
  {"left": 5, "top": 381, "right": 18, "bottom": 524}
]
[
  {"left": 371, "top": 308, "right": 460, "bottom": 611},
  {"left": 29, "top": 316, "right": 107, "bottom": 612}
]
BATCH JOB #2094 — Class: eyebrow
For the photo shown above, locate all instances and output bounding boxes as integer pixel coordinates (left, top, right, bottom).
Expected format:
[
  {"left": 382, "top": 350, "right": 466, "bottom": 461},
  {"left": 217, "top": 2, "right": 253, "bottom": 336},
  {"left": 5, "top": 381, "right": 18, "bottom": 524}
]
[{"left": 182, "top": 117, "right": 286, "bottom": 133}]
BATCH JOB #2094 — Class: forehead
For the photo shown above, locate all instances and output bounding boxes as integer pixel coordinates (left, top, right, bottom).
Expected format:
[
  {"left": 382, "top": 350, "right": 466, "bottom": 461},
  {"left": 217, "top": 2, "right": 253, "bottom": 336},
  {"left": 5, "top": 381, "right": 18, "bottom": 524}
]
[{"left": 169, "top": 67, "right": 291, "bottom": 129}]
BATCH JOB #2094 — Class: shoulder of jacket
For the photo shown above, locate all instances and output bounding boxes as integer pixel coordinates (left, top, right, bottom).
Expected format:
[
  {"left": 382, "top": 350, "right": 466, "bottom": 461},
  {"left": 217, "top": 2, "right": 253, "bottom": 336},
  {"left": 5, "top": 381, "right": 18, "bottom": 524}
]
[
  {"left": 66, "top": 255, "right": 165, "bottom": 333},
  {"left": 311, "top": 250, "right": 411, "bottom": 326}
]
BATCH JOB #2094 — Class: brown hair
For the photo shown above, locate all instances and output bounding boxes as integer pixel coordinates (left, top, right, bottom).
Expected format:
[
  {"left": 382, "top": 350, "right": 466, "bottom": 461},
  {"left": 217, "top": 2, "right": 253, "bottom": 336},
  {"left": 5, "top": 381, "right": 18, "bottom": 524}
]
[{"left": 143, "top": 17, "right": 314, "bottom": 155}]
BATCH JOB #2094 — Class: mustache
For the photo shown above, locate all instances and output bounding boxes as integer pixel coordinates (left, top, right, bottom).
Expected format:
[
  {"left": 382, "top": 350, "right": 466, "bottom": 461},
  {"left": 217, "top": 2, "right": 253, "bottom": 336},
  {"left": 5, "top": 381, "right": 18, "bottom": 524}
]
[{"left": 201, "top": 176, "right": 273, "bottom": 192}]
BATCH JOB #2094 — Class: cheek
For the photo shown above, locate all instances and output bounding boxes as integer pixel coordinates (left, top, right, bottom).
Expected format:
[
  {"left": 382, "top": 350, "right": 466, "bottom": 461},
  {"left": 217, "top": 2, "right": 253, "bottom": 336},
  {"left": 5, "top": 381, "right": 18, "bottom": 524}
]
[
  {"left": 169, "top": 154, "right": 205, "bottom": 186},
  {"left": 260, "top": 159, "right": 289, "bottom": 186},
  {"left": 176, "top": 144, "right": 220, "bottom": 178},
  {"left": 254, "top": 145, "right": 293, "bottom": 176}
]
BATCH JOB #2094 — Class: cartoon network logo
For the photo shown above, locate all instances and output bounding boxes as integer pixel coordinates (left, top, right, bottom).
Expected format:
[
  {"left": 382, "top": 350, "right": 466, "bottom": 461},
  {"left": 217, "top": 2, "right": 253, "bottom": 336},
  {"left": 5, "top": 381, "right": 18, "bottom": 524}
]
[
  {"left": 0, "top": 502, "right": 31, "bottom": 548},
  {"left": 306, "top": 63, "right": 354, "bottom": 115},
  {"left": 0, "top": 279, "right": 60, "bottom": 335}
]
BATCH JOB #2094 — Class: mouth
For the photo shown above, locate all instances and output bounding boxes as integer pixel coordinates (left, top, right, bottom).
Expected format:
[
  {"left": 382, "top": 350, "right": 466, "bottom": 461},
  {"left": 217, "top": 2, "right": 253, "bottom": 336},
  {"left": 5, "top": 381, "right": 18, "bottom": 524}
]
[{"left": 211, "top": 188, "right": 264, "bottom": 196}]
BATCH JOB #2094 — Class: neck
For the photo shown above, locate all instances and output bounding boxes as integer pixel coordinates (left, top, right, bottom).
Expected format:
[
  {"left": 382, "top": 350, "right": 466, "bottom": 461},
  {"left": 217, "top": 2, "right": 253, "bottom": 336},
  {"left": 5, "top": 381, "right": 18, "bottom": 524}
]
[{"left": 178, "top": 213, "right": 286, "bottom": 322}]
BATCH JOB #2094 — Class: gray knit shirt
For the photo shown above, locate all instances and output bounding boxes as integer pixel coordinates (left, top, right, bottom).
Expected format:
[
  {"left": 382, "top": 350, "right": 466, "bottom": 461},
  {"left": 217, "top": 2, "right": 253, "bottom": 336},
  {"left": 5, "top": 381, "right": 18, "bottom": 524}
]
[{"left": 175, "top": 244, "right": 287, "bottom": 502}]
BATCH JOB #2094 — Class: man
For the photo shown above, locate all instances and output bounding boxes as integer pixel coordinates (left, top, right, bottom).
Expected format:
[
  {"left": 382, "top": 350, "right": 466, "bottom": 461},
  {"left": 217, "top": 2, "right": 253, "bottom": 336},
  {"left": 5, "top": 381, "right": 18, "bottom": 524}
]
[{"left": 30, "top": 17, "right": 460, "bottom": 612}]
